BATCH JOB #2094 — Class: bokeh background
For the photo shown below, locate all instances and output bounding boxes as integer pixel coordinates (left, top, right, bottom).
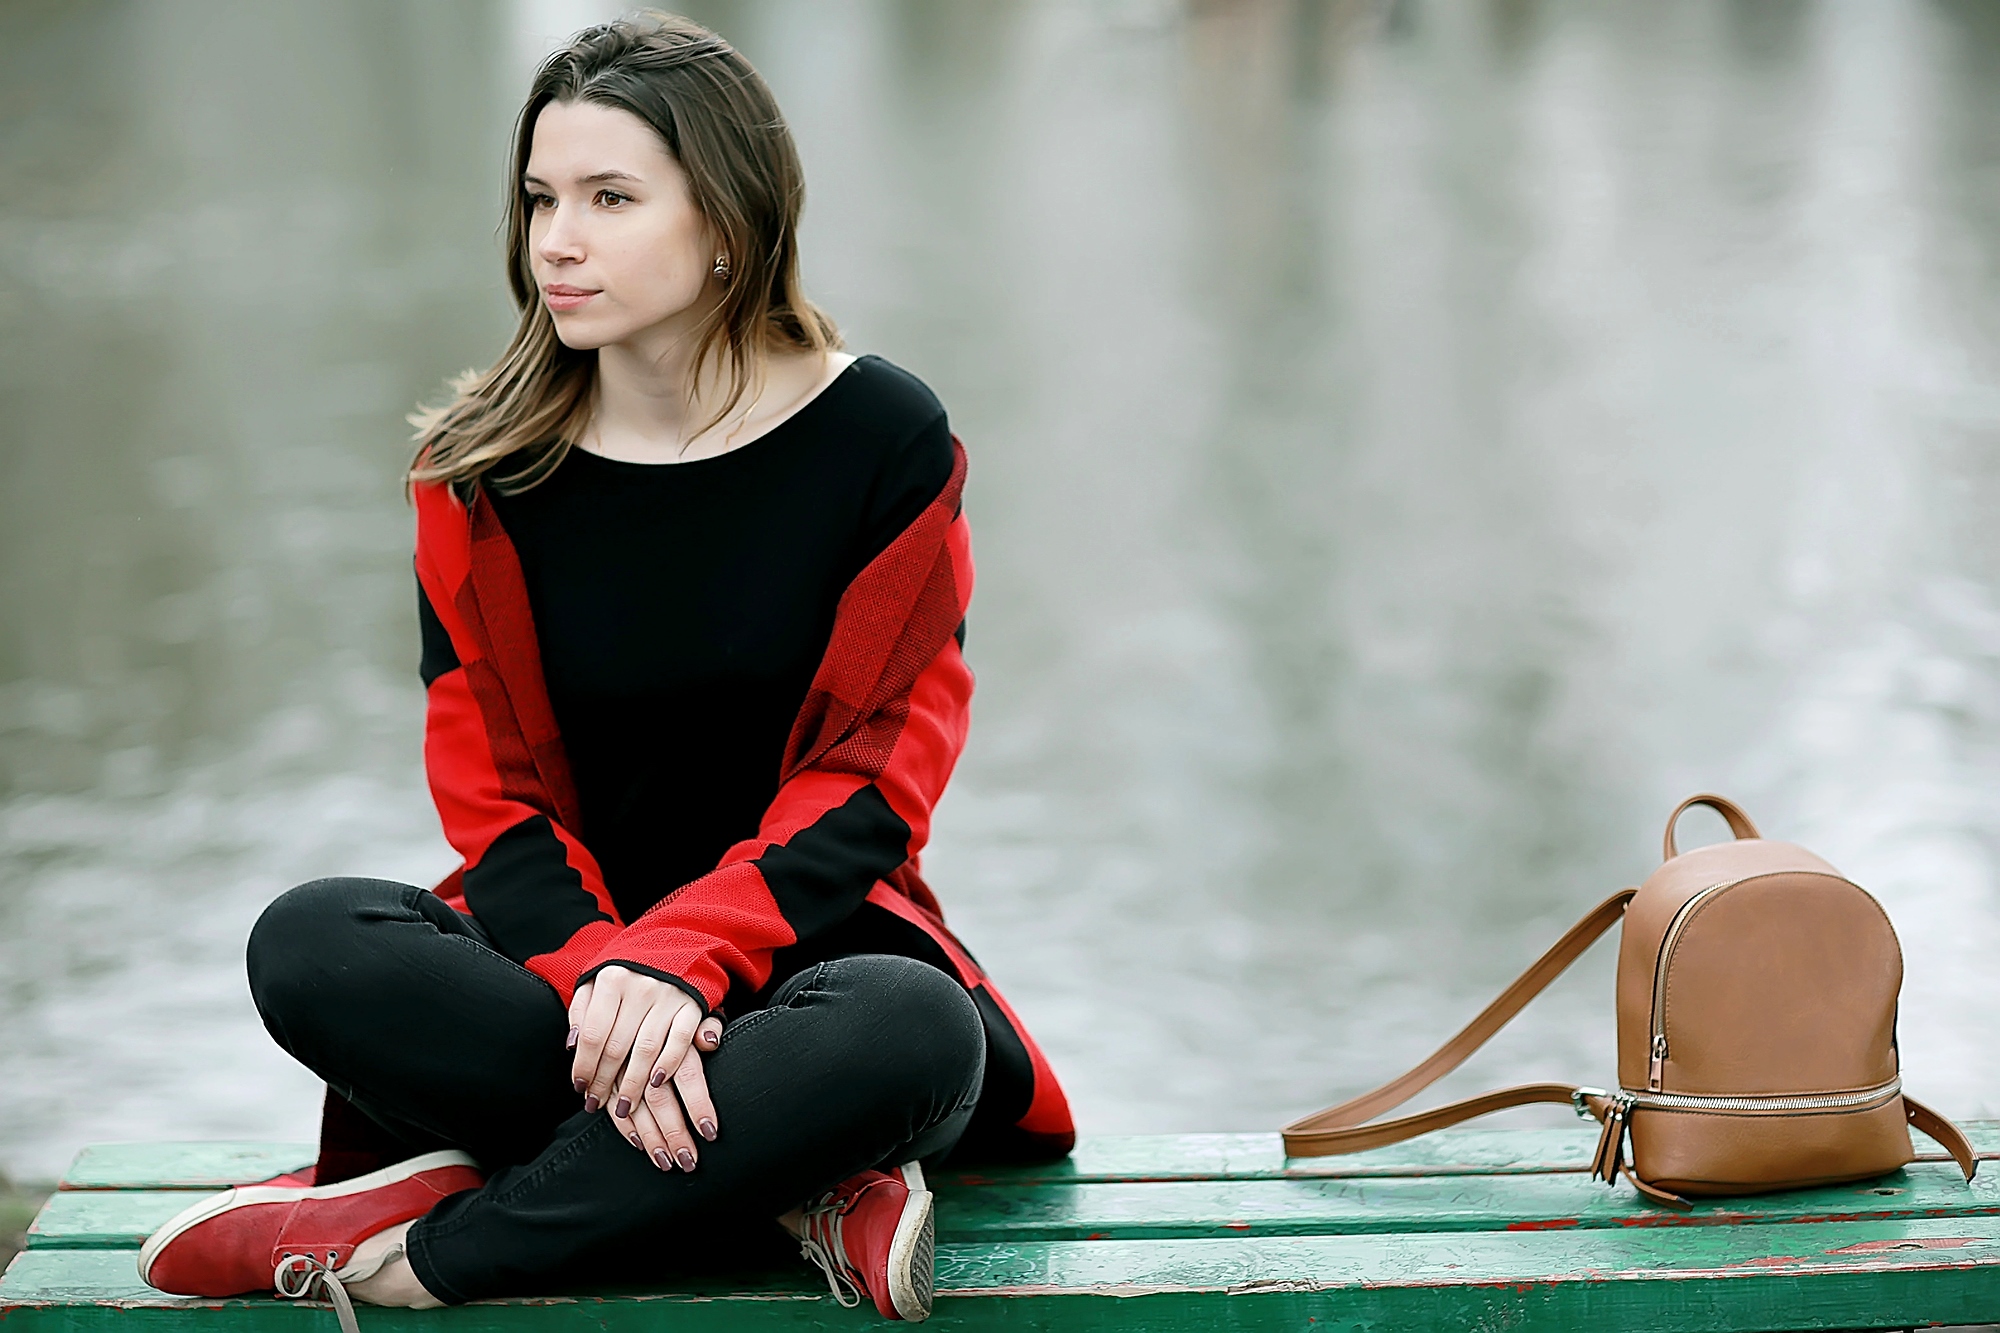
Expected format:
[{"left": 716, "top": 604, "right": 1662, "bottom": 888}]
[{"left": 7, "top": 0, "right": 2000, "bottom": 1187}]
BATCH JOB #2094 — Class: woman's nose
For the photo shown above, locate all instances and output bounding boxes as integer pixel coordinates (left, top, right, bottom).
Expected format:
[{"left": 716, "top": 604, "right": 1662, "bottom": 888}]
[{"left": 538, "top": 205, "right": 585, "bottom": 263}]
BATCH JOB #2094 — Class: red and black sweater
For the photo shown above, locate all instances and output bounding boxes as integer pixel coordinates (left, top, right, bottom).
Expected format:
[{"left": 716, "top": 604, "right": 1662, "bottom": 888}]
[{"left": 411, "top": 357, "right": 1073, "bottom": 1160}]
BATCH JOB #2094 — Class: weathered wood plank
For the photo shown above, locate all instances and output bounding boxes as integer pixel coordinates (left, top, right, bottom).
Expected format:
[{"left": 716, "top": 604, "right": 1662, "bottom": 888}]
[
  {"left": 0, "top": 1248, "right": 818, "bottom": 1305},
  {"left": 943, "top": 1122, "right": 2000, "bottom": 1186},
  {"left": 939, "top": 1126, "right": 1605, "bottom": 1185},
  {"left": 55, "top": 1130, "right": 1610, "bottom": 1192},
  {"left": 934, "top": 1159, "right": 2000, "bottom": 1242},
  {"left": 27, "top": 1135, "right": 2000, "bottom": 1331},
  {"left": 58, "top": 1145, "right": 315, "bottom": 1193},
  {"left": 11, "top": 1220, "right": 2000, "bottom": 1331},
  {"left": 27, "top": 1197, "right": 192, "bottom": 1252},
  {"left": 0, "top": 1250, "right": 829, "bottom": 1330},
  {"left": 62, "top": 1127, "right": 2000, "bottom": 1192},
  {"left": 30, "top": 1162, "right": 2000, "bottom": 1252}
]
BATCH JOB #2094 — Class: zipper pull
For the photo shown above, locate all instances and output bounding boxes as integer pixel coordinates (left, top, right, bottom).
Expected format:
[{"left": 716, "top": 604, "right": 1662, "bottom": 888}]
[
  {"left": 1590, "top": 1108, "right": 1617, "bottom": 1182},
  {"left": 1590, "top": 1094, "right": 1634, "bottom": 1184},
  {"left": 1648, "top": 1034, "right": 1667, "bottom": 1091}
]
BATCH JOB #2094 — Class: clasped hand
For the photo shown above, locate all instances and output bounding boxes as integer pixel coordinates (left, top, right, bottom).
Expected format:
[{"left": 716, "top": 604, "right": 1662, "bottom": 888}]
[{"left": 568, "top": 965, "right": 725, "bottom": 1172}]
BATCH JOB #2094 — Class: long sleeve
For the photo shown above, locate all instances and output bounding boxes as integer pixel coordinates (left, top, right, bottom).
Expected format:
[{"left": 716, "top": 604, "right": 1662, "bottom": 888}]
[
  {"left": 414, "top": 484, "right": 630, "bottom": 1006},
  {"left": 418, "top": 582, "right": 628, "bottom": 995}
]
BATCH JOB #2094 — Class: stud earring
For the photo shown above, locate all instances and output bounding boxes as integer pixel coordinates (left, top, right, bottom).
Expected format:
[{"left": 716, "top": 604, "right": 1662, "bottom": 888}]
[{"left": 712, "top": 254, "right": 731, "bottom": 282}]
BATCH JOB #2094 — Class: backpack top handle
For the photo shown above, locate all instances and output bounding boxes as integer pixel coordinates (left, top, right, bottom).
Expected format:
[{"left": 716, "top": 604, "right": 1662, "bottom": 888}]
[{"left": 1663, "top": 793, "right": 1761, "bottom": 862}]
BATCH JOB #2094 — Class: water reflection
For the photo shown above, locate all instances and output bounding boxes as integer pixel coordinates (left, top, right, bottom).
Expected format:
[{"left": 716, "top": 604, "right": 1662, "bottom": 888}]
[{"left": 5, "top": 0, "right": 2000, "bottom": 1178}]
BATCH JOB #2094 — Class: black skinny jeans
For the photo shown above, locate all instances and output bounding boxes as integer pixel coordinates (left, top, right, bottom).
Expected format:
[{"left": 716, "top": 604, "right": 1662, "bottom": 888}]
[{"left": 246, "top": 878, "right": 987, "bottom": 1303}]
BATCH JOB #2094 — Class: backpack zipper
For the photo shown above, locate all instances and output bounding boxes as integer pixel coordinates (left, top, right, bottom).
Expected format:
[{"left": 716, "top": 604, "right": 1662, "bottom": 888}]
[
  {"left": 1647, "top": 881, "right": 1732, "bottom": 1090},
  {"left": 1617, "top": 1077, "right": 1902, "bottom": 1115}
]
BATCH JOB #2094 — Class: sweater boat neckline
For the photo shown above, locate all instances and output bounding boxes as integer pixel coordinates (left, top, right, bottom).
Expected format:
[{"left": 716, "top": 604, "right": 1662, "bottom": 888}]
[{"left": 566, "top": 355, "right": 870, "bottom": 474}]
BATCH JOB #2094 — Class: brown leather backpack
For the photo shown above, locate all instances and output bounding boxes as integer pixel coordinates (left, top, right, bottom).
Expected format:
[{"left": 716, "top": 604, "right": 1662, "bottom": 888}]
[{"left": 1282, "top": 794, "right": 1979, "bottom": 1209}]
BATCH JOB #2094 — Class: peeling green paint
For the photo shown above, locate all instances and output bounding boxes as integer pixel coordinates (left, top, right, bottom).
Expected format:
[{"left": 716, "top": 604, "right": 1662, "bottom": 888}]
[{"left": 11, "top": 1133, "right": 2000, "bottom": 1331}]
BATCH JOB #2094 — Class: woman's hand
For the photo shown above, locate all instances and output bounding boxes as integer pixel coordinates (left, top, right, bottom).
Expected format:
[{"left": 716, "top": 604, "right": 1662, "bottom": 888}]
[{"left": 567, "top": 966, "right": 725, "bottom": 1172}]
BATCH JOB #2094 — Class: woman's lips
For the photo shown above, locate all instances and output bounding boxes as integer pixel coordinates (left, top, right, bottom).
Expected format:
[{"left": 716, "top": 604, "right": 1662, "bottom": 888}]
[{"left": 544, "top": 285, "right": 600, "bottom": 312}]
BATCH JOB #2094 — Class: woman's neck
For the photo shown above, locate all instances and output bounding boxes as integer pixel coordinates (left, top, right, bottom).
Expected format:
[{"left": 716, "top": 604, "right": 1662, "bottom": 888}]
[
  {"left": 582, "top": 324, "right": 850, "bottom": 465},
  {"left": 586, "top": 325, "right": 747, "bottom": 463}
]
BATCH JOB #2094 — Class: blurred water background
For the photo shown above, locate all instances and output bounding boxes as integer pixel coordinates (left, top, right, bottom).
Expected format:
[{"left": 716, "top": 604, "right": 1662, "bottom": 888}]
[{"left": 6, "top": 0, "right": 2000, "bottom": 1181}]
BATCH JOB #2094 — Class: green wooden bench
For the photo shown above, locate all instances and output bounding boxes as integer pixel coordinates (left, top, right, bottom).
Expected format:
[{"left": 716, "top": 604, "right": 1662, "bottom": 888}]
[{"left": 7, "top": 1126, "right": 2000, "bottom": 1330}]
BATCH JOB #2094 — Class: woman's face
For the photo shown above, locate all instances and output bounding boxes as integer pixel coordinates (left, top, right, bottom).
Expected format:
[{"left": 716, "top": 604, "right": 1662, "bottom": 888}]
[{"left": 522, "top": 99, "right": 716, "bottom": 351}]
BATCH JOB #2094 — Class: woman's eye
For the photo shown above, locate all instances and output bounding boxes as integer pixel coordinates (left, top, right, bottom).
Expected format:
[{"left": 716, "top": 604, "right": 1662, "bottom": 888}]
[
  {"left": 527, "top": 192, "right": 554, "bottom": 210},
  {"left": 596, "top": 190, "right": 629, "bottom": 207}
]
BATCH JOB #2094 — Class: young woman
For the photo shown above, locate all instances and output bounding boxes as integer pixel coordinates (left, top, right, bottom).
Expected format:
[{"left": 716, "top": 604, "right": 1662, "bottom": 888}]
[{"left": 136, "top": 14, "right": 1071, "bottom": 1324}]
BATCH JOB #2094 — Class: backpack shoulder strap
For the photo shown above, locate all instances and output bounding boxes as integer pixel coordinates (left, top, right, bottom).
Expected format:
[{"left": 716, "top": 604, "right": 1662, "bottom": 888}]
[
  {"left": 1282, "top": 887, "right": 1636, "bottom": 1157},
  {"left": 1905, "top": 1095, "right": 1979, "bottom": 1181}
]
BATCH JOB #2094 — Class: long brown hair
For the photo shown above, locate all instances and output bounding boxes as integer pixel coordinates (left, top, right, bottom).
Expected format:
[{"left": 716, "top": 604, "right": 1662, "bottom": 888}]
[{"left": 408, "top": 11, "right": 838, "bottom": 493}]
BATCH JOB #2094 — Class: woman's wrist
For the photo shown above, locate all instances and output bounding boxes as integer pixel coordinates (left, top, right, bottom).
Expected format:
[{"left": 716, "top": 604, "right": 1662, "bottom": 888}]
[{"left": 575, "top": 960, "right": 711, "bottom": 1015}]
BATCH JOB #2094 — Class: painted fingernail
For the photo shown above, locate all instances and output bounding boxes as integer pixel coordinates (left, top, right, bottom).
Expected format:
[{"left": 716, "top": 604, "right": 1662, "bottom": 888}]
[
  {"left": 653, "top": 1148, "right": 673, "bottom": 1171},
  {"left": 572, "top": 1077, "right": 586, "bottom": 1094},
  {"left": 584, "top": 1093, "right": 600, "bottom": 1113},
  {"left": 614, "top": 1096, "right": 631, "bottom": 1118},
  {"left": 565, "top": 1026, "right": 579, "bottom": 1050},
  {"left": 676, "top": 1149, "right": 697, "bottom": 1172},
  {"left": 650, "top": 1068, "right": 667, "bottom": 1088},
  {"left": 698, "top": 1118, "right": 717, "bottom": 1141},
  {"left": 628, "top": 1134, "right": 641, "bottom": 1147}
]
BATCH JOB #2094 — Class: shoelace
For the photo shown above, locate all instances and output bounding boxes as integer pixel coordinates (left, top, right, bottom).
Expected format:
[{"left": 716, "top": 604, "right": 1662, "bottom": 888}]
[
  {"left": 796, "top": 1198, "right": 862, "bottom": 1309},
  {"left": 274, "top": 1248, "right": 387, "bottom": 1333}
]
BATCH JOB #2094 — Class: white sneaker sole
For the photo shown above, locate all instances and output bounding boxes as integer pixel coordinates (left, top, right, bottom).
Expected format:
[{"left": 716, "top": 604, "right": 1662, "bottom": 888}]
[
  {"left": 136, "top": 1149, "right": 477, "bottom": 1287},
  {"left": 885, "top": 1163, "right": 936, "bottom": 1322}
]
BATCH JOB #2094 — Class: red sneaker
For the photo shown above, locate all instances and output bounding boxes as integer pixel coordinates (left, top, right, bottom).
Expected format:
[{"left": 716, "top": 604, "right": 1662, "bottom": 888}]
[
  {"left": 137, "top": 1150, "right": 481, "bottom": 1299},
  {"left": 797, "top": 1162, "right": 935, "bottom": 1322}
]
